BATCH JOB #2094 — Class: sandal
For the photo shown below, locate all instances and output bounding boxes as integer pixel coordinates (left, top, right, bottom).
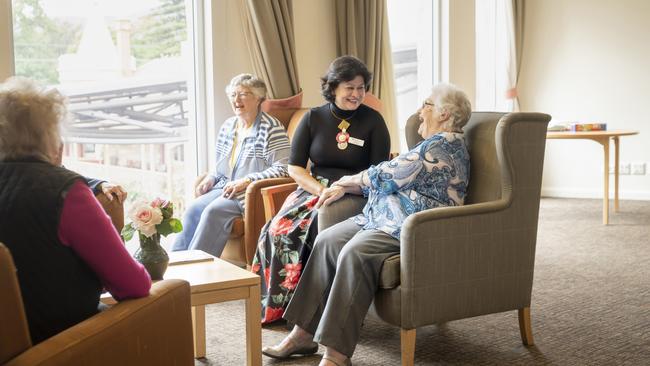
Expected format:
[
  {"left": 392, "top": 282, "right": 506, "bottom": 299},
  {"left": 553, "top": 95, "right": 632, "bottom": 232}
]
[
  {"left": 262, "top": 336, "right": 318, "bottom": 359},
  {"left": 321, "top": 355, "right": 352, "bottom": 366}
]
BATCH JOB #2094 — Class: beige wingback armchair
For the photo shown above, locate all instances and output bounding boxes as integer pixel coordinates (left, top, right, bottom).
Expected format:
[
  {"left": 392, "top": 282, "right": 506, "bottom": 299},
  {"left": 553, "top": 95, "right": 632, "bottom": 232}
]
[
  {"left": 318, "top": 111, "right": 551, "bottom": 365},
  {"left": 0, "top": 243, "right": 194, "bottom": 366}
]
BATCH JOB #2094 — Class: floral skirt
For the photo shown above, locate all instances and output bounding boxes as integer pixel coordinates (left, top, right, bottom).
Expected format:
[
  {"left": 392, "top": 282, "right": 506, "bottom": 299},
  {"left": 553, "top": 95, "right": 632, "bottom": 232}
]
[{"left": 251, "top": 187, "right": 321, "bottom": 324}]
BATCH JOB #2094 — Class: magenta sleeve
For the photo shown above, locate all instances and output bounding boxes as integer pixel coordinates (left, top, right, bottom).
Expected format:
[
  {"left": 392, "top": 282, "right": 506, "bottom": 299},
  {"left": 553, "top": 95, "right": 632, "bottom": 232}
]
[{"left": 58, "top": 180, "right": 151, "bottom": 300}]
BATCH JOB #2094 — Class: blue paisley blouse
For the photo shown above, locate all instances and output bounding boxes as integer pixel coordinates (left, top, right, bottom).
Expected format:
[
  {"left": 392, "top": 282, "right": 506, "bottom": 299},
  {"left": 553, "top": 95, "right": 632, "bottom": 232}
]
[{"left": 353, "top": 132, "right": 470, "bottom": 239}]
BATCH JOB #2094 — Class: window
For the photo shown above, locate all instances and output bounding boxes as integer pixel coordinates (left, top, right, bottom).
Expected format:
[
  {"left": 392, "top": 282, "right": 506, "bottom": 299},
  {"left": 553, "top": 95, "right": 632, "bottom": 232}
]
[
  {"left": 475, "top": 0, "right": 510, "bottom": 111},
  {"left": 387, "top": 0, "right": 437, "bottom": 152},
  {"left": 10, "top": 0, "right": 202, "bottom": 247}
]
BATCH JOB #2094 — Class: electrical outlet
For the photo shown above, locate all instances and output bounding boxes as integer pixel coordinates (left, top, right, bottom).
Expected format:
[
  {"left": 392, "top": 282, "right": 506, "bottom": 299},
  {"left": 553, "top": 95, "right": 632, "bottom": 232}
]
[
  {"left": 631, "top": 162, "right": 646, "bottom": 175},
  {"left": 620, "top": 163, "right": 631, "bottom": 175}
]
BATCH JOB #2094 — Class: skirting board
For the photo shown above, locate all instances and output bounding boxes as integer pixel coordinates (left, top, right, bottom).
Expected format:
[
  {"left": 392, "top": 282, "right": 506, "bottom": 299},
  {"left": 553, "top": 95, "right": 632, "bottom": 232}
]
[{"left": 541, "top": 187, "right": 650, "bottom": 201}]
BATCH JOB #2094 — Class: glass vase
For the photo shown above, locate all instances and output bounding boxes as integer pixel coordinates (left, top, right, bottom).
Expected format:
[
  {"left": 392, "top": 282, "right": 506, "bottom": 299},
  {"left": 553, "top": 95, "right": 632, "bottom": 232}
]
[{"left": 134, "top": 233, "right": 169, "bottom": 280}]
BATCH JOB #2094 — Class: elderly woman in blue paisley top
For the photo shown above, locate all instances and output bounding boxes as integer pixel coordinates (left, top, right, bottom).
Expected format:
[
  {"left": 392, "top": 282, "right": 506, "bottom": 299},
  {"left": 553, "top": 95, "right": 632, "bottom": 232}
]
[
  {"left": 261, "top": 83, "right": 471, "bottom": 366},
  {"left": 172, "top": 74, "right": 290, "bottom": 257}
]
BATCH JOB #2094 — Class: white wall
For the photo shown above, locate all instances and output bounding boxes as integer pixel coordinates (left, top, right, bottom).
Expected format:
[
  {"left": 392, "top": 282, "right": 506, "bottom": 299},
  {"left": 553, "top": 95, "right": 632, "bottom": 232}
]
[{"left": 519, "top": 0, "right": 650, "bottom": 200}]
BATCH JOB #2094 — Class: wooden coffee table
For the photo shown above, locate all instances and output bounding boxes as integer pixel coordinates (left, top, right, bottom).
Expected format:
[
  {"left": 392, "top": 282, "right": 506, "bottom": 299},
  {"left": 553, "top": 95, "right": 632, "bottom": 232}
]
[{"left": 102, "top": 250, "right": 262, "bottom": 365}]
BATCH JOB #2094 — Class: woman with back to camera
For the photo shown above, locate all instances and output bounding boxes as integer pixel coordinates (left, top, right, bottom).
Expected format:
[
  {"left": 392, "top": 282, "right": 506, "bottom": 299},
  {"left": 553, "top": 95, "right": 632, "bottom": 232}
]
[
  {"left": 251, "top": 55, "right": 391, "bottom": 324},
  {"left": 0, "top": 77, "right": 151, "bottom": 344}
]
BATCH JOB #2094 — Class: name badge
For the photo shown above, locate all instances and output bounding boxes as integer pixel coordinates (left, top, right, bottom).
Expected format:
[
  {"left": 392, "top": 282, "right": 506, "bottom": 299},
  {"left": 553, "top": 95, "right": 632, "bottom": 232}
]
[{"left": 348, "top": 136, "right": 365, "bottom": 147}]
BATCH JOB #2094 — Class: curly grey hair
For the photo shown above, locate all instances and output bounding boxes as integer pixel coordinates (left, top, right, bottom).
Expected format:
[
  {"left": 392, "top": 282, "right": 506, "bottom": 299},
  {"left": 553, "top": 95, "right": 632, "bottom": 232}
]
[
  {"left": 430, "top": 83, "right": 472, "bottom": 132},
  {"left": 225, "top": 73, "right": 267, "bottom": 102},
  {"left": 0, "top": 77, "right": 67, "bottom": 163}
]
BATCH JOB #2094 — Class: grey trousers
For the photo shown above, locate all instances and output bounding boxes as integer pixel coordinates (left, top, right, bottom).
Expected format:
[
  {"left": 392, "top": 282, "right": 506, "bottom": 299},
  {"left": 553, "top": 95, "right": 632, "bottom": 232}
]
[{"left": 283, "top": 219, "right": 399, "bottom": 357}]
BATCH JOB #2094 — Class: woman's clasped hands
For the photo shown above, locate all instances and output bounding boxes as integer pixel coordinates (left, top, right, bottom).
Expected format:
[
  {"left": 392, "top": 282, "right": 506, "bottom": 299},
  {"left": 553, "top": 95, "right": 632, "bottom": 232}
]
[
  {"left": 315, "top": 173, "right": 364, "bottom": 209},
  {"left": 222, "top": 177, "right": 251, "bottom": 199}
]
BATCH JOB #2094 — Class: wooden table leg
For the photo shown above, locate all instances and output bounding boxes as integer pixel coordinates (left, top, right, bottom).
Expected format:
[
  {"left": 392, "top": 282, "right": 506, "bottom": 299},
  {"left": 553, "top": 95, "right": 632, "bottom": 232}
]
[
  {"left": 192, "top": 305, "right": 206, "bottom": 358},
  {"left": 602, "top": 139, "right": 610, "bottom": 225},
  {"left": 245, "top": 284, "right": 262, "bottom": 366},
  {"left": 613, "top": 136, "right": 620, "bottom": 212}
]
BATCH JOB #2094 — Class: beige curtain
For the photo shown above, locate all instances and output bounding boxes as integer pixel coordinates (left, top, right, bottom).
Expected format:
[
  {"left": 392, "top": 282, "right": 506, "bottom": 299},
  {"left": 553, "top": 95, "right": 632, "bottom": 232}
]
[
  {"left": 334, "top": 0, "right": 400, "bottom": 152},
  {"left": 505, "top": 0, "right": 524, "bottom": 111},
  {"left": 240, "top": 0, "right": 300, "bottom": 99}
]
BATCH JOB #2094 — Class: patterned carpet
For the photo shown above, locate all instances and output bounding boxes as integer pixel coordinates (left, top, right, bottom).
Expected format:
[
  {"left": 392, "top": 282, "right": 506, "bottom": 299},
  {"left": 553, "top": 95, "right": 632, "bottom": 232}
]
[{"left": 195, "top": 198, "right": 650, "bottom": 365}]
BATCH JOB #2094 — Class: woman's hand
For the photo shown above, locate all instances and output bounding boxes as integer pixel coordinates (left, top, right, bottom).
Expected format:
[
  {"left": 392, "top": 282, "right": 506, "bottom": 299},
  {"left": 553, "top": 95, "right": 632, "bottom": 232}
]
[
  {"left": 331, "top": 171, "right": 365, "bottom": 195},
  {"left": 99, "top": 182, "right": 128, "bottom": 203},
  {"left": 333, "top": 173, "right": 363, "bottom": 188},
  {"left": 195, "top": 175, "right": 216, "bottom": 196},
  {"left": 222, "top": 178, "right": 252, "bottom": 199},
  {"left": 315, "top": 185, "right": 346, "bottom": 208}
]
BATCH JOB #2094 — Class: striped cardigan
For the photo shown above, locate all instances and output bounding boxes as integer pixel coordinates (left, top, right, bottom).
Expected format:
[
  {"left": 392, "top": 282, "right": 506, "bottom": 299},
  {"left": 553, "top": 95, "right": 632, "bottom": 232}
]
[{"left": 211, "top": 112, "right": 291, "bottom": 206}]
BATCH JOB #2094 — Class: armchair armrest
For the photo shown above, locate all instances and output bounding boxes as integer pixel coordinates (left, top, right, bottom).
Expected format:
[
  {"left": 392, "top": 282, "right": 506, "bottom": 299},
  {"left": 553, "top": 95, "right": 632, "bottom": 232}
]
[
  {"left": 6, "top": 280, "right": 194, "bottom": 366},
  {"left": 242, "top": 178, "right": 295, "bottom": 264},
  {"left": 193, "top": 172, "right": 208, "bottom": 198},
  {"left": 260, "top": 182, "right": 298, "bottom": 222}
]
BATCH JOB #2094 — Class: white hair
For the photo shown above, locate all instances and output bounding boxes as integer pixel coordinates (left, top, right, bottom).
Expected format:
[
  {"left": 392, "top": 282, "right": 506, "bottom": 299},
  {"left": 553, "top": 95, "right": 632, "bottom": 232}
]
[
  {"left": 0, "top": 77, "right": 67, "bottom": 162},
  {"left": 430, "top": 83, "right": 472, "bottom": 132},
  {"left": 225, "top": 73, "right": 267, "bottom": 101}
]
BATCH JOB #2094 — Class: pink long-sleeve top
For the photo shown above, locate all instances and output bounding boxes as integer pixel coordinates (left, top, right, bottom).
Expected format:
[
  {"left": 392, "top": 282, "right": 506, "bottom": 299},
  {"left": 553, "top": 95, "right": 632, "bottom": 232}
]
[{"left": 58, "top": 180, "right": 151, "bottom": 300}]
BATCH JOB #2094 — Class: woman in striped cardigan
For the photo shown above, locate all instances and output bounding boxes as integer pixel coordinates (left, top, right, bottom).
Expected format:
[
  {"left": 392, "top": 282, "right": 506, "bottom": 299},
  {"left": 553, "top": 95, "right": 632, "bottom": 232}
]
[{"left": 172, "top": 74, "right": 290, "bottom": 257}]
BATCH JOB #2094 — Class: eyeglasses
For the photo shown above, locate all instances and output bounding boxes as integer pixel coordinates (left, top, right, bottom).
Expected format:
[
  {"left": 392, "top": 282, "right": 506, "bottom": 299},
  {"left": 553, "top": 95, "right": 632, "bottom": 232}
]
[
  {"left": 422, "top": 100, "right": 435, "bottom": 108},
  {"left": 229, "top": 91, "right": 253, "bottom": 100}
]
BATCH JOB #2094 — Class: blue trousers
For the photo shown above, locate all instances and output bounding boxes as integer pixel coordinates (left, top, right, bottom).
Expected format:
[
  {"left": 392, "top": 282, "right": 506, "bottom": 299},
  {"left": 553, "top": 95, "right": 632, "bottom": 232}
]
[{"left": 171, "top": 188, "right": 243, "bottom": 257}]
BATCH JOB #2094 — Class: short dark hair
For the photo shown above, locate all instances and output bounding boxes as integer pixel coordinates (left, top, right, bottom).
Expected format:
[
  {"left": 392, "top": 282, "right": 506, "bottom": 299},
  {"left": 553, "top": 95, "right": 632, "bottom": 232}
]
[{"left": 320, "top": 55, "right": 372, "bottom": 103}]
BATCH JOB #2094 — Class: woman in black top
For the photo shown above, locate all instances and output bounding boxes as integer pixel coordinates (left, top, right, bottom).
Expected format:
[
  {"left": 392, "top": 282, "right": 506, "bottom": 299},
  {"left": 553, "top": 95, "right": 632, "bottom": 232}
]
[{"left": 252, "top": 56, "right": 391, "bottom": 325}]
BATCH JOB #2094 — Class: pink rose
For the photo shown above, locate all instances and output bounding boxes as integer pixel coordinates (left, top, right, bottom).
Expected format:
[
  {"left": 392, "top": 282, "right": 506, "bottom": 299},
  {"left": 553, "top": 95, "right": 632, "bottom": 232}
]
[
  {"left": 128, "top": 201, "right": 163, "bottom": 237},
  {"left": 151, "top": 197, "right": 169, "bottom": 208}
]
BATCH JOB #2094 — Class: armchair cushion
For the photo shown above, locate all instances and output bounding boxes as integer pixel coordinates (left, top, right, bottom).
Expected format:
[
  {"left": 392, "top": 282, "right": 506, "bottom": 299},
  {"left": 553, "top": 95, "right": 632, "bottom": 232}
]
[{"left": 379, "top": 255, "right": 400, "bottom": 289}]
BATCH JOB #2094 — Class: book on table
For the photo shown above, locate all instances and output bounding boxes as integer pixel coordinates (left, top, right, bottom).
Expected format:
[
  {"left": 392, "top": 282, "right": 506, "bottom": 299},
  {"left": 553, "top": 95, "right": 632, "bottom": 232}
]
[
  {"left": 168, "top": 250, "right": 214, "bottom": 265},
  {"left": 547, "top": 122, "right": 607, "bottom": 132}
]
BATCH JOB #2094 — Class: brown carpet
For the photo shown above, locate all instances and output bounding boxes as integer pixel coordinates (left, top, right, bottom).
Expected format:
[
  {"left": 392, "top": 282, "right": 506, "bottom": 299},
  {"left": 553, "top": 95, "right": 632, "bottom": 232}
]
[{"left": 195, "top": 198, "right": 650, "bottom": 365}]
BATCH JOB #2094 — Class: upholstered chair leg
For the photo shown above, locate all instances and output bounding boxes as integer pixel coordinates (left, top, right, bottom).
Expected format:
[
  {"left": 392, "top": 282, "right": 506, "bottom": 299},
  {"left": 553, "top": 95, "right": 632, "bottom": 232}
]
[
  {"left": 400, "top": 328, "right": 416, "bottom": 366},
  {"left": 518, "top": 307, "right": 534, "bottom": 345}
]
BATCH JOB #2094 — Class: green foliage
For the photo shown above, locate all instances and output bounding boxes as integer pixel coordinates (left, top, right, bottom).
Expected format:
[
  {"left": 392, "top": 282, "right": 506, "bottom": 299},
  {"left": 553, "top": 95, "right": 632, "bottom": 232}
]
[
  {"left": 121, "top": 200, "right": 183, "bottom": 242},
  {"left": 131, "top": 0, "right": 187, "bottom": 66},
  {"left": 156, "top": 217, "right": 183, "bottom": 237},
  {"left": 12, "top": 0, "right": 81, "bottom": 84},
  {"left": 121, "top": 223, "right": 136, "bottom": 242}
]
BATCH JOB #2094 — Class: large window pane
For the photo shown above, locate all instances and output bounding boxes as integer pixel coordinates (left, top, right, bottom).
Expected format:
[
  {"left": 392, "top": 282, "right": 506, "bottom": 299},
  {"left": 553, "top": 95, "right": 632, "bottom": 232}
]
[
  {"left": 475, "top": 0, "right": 509, "bottom": 111},
  {"left": 387, "top": 0, "right": 434, "bottom": 152},
  {"left": 12, "top": 0, "right": 198, "bottom": 247}
]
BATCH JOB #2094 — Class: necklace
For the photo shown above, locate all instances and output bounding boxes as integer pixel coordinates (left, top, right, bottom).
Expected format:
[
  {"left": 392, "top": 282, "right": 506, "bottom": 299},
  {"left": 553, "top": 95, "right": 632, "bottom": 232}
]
[{"left": 330, "top": 104, "right": 356, "bottom": 150}]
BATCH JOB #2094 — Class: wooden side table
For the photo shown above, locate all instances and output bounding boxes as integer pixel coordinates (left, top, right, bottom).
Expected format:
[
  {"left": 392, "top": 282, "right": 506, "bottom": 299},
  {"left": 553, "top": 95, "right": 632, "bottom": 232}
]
[
  {"left": 546, "top": 130, "right": 639, "bottom": 224},
  {"left": 102, "top": 251, "right": 262, "bottom": 365}
]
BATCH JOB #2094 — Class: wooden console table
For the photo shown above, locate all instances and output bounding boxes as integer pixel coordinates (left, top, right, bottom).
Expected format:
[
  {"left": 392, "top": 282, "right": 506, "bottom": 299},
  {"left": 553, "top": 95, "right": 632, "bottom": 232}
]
[{"left": 546, "top": 130, "right": 639, "bottom": 224}]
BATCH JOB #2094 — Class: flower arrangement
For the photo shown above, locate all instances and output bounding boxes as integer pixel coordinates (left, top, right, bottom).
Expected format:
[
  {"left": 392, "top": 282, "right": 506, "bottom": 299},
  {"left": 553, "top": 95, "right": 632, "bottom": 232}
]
[{"left": 121, "top": 197, "right": 183, "bottom": 241}]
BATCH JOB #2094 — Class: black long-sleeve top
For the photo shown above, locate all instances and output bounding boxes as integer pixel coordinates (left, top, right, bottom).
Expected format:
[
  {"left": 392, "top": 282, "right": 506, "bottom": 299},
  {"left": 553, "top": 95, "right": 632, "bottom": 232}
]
[{"left": 289, "top": 103, "right": 391, "bottom": 183}]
